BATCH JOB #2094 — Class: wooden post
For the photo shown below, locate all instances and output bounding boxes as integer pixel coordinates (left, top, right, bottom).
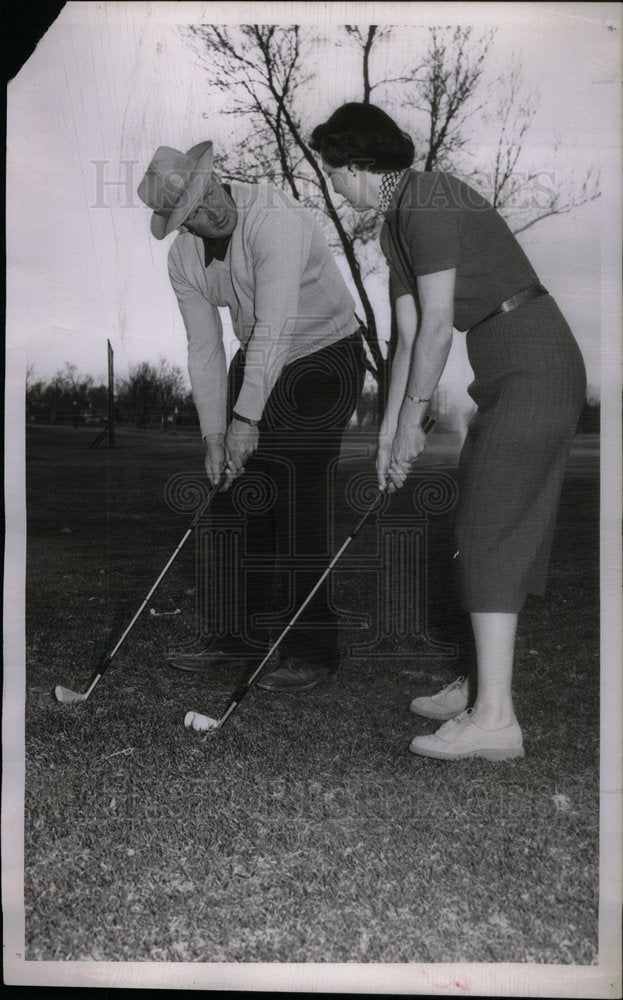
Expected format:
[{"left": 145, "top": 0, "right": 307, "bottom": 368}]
[{"left": 107, "top": 339, "right": 115, "bottom": 448}]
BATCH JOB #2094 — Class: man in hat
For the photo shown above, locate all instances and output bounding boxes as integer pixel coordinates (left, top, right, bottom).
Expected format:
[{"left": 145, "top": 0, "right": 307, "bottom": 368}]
[{"left": 137, "top": 141, "right": 365, "bottom": 691}]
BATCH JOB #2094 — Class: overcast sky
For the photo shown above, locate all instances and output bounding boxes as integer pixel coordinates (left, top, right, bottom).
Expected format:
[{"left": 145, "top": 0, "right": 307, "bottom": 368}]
[{"left": 7, "top": 1, "right": 621, "bottom": 403}]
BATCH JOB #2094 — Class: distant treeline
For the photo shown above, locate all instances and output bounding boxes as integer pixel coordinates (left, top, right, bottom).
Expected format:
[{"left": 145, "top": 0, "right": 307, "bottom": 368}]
[
  {"left": 26, "top": 360, "right": 198, "bottom": 430},
  {"left": 27, "top": 361, "right": 601, "bottom": 434}
]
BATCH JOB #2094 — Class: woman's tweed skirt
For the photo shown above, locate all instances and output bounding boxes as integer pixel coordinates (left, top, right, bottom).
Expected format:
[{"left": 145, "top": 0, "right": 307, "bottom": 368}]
[{"left": 455, "top": 294, "right": 586, "bottom": 612}]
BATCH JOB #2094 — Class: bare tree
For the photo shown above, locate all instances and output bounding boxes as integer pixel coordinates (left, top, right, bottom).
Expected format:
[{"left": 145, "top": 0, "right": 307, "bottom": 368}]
[
  {"left": 117, "top": 359, "right": 185, "bottom": 430},
  {"left": 402, "top": 27, "right": 494, "bottom": 171},
  {"left": 402, "top": 30, "right": 600, "bottom": 232},
  {"left": 485, "top": 60, "right": 538, "bottom": 212},
  {"left": 25, "top": 362, "right": 97, "bottom": 424},
  {"left": 344, "top": 25, "right": 410, "bottom": 104},
  {"left": 482, "top": 61, "right": 601, "bottom": 233},
  {"left": 26, "top": 365, "right": 49, "bottom": 422},
  {"left": 181, "top": 22, "right": 600, "bottom": 416},
  {"left": 50, "top": 363, "right": 95, "bottom": 421},
  {"left": 183, "top": 24, "right": 387, "bottom": 391},
  {"left": 153, "top": 358, "right": 186, "bottom": 431}
]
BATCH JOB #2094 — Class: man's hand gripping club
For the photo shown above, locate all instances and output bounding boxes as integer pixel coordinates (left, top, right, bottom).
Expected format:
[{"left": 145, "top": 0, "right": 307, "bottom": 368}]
[{"left": 203, "top": 418, "right": 260, "bottom": 490}]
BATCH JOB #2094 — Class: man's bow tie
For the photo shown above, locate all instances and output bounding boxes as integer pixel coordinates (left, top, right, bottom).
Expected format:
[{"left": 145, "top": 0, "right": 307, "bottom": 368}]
[{"left": 202, "top": 235, "right": 231, "bottom": 267}]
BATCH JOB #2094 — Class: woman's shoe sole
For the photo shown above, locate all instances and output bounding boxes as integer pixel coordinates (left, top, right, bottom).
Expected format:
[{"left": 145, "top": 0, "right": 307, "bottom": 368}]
[{"left": 410, "top": 744, "right": 525, "bottom": 761}]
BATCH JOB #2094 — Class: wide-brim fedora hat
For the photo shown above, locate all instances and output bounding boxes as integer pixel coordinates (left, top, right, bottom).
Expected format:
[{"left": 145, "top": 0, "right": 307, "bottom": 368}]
[{"left": 137, "top": 141, "right": 214, "bottom": 239}]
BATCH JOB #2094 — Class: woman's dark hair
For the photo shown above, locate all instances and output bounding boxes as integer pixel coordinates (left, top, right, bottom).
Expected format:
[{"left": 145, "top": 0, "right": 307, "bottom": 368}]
[{"left": 310, "top": 103, "right": 414, "bottom": 173}]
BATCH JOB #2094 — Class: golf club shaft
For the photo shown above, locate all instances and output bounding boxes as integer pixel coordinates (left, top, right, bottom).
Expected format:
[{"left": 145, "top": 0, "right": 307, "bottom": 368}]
[
  {"left": 216, "top": 517, "right": 376, "bottom": 727},
  {"left": 215, "top": 416, "right": 436, "bottom": 727},
  {"left": 77, "top": 478, "right": 223, "bottom": 696}
]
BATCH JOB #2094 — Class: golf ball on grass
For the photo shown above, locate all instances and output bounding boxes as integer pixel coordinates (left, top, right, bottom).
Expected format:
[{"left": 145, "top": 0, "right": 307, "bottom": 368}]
[{"left": 184, "top": 711, "right": 219, "bottom": 731}]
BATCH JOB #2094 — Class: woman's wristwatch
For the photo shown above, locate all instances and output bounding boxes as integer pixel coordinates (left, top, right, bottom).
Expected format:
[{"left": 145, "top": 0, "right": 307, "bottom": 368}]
[{"left": 232, "top": 410, "right": 259, "bottom": 426}]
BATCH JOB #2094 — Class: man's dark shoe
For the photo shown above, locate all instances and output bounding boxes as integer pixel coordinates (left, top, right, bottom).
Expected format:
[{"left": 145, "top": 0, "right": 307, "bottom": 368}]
[
  {"left": 166, "top": 635, "right": 259, "bottom": 671},
  {"left": 256, "top": 660, "right": 337, "bottom": 692}
]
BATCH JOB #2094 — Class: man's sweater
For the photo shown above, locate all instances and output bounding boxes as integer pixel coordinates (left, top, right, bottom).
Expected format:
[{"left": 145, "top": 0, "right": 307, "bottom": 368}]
[{"left": 167, "top": 181, "right": 359, "bottom": 438}]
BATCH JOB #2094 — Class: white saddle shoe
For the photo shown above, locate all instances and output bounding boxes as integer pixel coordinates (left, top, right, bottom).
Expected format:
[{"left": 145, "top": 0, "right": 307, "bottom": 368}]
[
  {"left": 409, "top": 675, "right": 470, "bottom": 721},
  {"left": 409, "top": 709, "right": 525, "bottom": 761}
]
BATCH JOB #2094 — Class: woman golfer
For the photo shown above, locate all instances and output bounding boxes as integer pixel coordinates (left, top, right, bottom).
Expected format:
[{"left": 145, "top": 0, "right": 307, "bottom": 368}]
[{"left": 310, "top": 103, "right": 586, "bottom": 761}]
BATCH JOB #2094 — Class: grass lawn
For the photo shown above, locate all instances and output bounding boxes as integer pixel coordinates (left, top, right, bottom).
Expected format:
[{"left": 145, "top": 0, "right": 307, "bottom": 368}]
[{"left": 22, "top": 424, "right": 600, "bottom": 963}]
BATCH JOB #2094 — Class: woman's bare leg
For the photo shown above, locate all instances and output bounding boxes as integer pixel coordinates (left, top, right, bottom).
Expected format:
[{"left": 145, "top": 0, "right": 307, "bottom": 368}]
[{"left": 470, "top": 611, "right": 518, "bottom": 728}]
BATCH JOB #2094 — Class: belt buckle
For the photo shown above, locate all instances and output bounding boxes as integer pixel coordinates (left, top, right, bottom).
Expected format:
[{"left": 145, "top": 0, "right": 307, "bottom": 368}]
[
  {"left": 501, "top": 283, "right": 546, "bottom": 315},
  {"left": 475, "top": 284, "right": 546, "bottom": 330}
]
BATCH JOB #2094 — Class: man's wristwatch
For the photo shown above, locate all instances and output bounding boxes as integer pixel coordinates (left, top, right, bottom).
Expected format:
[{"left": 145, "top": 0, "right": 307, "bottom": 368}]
[{"left": 232, "top": 410, "right": 259, "bottom": 427}]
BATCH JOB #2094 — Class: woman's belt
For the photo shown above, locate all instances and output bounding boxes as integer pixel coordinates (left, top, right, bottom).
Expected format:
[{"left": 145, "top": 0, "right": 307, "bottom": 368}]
[{"left": 476, "top": 283, "right": 549, "bottom": 326}]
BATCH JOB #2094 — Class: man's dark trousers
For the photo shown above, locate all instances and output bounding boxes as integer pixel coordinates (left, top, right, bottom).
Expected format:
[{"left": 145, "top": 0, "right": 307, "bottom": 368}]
[{"left": 206, "top": 332, "right": 365, "bottom": 669}]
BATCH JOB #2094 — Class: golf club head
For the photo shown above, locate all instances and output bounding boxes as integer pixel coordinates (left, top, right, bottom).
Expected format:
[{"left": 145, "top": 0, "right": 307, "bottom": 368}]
[
  {"left": 184, "top": 711, "right": 220, "bottom": 732},
  {"left": 54, "top": 685, "right": 87, "bottom": 704}
]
